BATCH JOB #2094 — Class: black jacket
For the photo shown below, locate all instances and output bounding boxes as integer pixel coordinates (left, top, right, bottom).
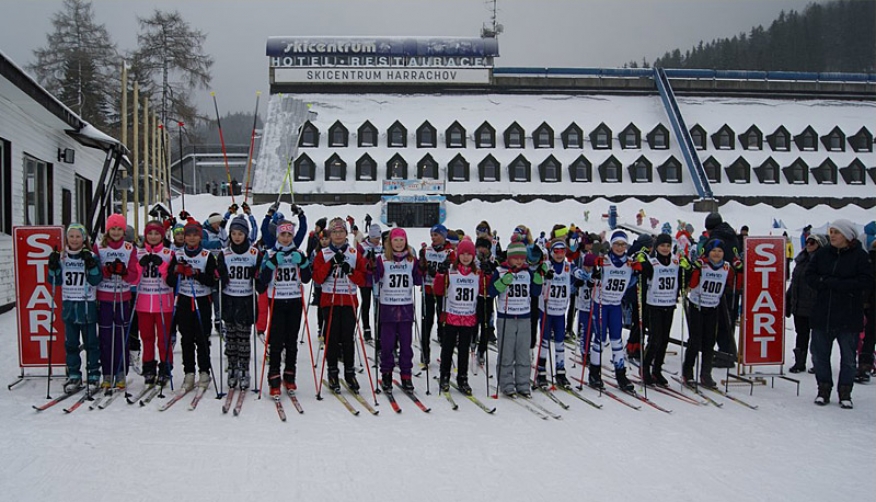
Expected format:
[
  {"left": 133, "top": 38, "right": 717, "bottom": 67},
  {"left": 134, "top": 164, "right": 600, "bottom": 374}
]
[
  {"left": 709, "top": 222, "right": 740, "bottom": 260},
  {"left": 786, "top": 250, "right": 817, "bottom": 317},
  {"left": 805, "top": 240, "right": 873, "bottom": 333}
]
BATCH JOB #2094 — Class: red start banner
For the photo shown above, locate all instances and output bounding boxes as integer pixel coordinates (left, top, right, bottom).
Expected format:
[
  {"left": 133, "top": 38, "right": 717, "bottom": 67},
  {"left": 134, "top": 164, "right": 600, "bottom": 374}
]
[
  {"left": 14, "top": 226, "right": 65, "bottom": 368},
  {"left": 741, "top": 236, "right": 787, "bottom": 366}
]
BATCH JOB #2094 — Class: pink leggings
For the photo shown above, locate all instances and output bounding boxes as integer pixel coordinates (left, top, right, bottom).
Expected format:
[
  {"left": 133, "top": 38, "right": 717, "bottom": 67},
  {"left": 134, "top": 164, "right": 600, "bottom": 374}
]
[{"left": 138, "top": 311, "right": 174, "bottom": 363}]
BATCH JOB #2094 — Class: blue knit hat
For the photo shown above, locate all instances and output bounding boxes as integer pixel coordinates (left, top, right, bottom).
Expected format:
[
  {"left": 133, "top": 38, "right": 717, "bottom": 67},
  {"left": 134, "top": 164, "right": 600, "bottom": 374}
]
[
  {"left": 609, "top": 230, "right": 629, "bottom": 245},
  {"left": 430, "top": 224, "right": 448, "bottom": 238},
  {"left": 229, "top": 215, "right": 249, "bottom": 236}
]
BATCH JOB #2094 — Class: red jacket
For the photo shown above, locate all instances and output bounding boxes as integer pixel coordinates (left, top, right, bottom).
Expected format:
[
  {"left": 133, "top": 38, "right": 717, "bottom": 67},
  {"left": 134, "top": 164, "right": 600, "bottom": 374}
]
[{"left": 312, "top": 244, "right": 367, "bottom": 307}]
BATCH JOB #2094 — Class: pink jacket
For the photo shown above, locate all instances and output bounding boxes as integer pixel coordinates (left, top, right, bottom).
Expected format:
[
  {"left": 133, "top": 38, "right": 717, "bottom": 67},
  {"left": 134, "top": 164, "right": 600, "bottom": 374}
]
[{"left": 135, "top": 243, "right": 174, "bottom": 313}]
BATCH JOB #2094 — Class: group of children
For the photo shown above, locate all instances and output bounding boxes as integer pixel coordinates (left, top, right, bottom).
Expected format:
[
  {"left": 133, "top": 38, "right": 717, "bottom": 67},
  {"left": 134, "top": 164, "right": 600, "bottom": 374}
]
[{"left": 49, "top": 201, "right": 741, "bottom": 405}]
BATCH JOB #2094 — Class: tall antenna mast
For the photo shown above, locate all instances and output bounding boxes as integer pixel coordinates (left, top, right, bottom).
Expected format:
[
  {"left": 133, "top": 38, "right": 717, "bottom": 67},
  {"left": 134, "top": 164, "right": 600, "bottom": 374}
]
[{"left": 481, "top": 0, "right": 503, "bottom": 38}]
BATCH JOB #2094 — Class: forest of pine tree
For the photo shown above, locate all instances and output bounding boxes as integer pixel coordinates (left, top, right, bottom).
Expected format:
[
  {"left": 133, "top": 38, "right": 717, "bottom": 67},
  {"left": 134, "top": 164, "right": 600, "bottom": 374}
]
[{"left": 649, "top": 0, "right": 874, "bottom": 73}]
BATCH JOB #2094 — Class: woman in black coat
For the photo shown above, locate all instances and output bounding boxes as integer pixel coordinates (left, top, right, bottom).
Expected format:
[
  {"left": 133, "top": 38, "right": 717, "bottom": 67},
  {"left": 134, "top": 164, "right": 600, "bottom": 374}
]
[{"left": 785, "top": 233, "right": 826, "bottom": 373}]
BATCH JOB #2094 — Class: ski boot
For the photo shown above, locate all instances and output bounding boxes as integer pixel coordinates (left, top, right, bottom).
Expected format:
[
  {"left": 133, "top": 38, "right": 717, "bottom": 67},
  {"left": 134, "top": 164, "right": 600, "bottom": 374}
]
[
  {"left": 197, "top": 371, "right": 211, "bottom": 390},
  {"left": 457, "top": 376, "right": 473, "bottom": 396},
  {"left": 814, "top": 382, "right": 831, "bottom": 406},
  {"left": 438, "top": 375, "right": 450, "bottom": 393},
  {"left": 535, "top": 371, "right": 549, "bottom": 389},
  {"left": 157, "top": 362, "right": 171, "bottom": 387},
  {"left": 652, "top": 368, "right": 669, "bottom": 387},
  {"left": 238, "top": 368, "right": 251, "bottom": 390},
  {"left": 63, "top": 377, "right": 83, "bottom": 394},
  {"left": 588, "top": 364, "right": 604, "bottom": 390},
  {"left": 400, "top": 376, "right": 414, "bottom": 393},
  {"left": 381, "top": 373, "right": 393, "bottom": 393},
  {"left": 143, "top": 360, "right": 158, "bottom": 386},
  {"left": 555, "top": 370, "right": 571, "bottom": 389},
  {"left": 327, "top": 372, "right": 341, "bottom": 394},
  {"left": 344, "top": 370, "right": 360, "bottom": 393},
  {"left": 114, "top": 373, "right": 127, "bottom": 390},
  {"left": 699, "top": 373, "right": 717, "bottom": 389},
  {"left": 268, "top": 374, "right": 282, "bottom": 397},
  {"left": 641, "top": 367, "right": 655, "bottom": 387},
  {"left": 86, "top": 374, "right": 101, "bottom": 395},
  {"left": 227, "top": 367, "right": 238, "bottom": 389},
  {"left": 788, "top": 348, "right": 806, "bottom": 373},
  {"left": 838, "top": 385, "right": 853, "bottom": 409},
  {"left": 363, "top": 327, "right": 372, "bottom": 343},
  {"left": 100, "top": 375, "right": 113, "bottom": 391},
  {"left": 284, "top": 370, "right": 297, "bottom": 392},
  {"left": 854, "top": 364, "right": 871, "bottom": 384},
  {"left": 615, "top": 367, "right": 634, "bottom": 392},
  {"left": 182, "top": 373, "right": 196, "bottom": 392},
  {"left": 129, "top": 350, "right": 143, "bottom": 375}
]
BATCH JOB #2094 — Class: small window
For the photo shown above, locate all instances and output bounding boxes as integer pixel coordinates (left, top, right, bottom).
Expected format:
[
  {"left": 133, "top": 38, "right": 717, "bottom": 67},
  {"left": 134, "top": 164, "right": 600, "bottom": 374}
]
[
  {"left": 417, "top": 122, "right": 436, "bottom": 148},
  {"left": 74, "top": 174, "right": 92, "bottom": 230},
  {"left": 544, "top": 163, "right": 557, "bottom": 181},
  {"left": 505, "top": 123, "right": 525, "bottom": 148},
  {"left": 653, "top": 132, "right": 666, "bottom": 148},
  {"left": 509, "top": 130, "right": 522, "bottom": 147},
  {"left": 747, "top": 131, "right": 759, "bottom": 149},
  {"left": 24, "top": 155, "right": 53, "bottom": 225},
  {"left": 691, "top": 128, "right": 705, "bottom": 150},
  {"left": 510, "top": 157, "right": 529, "bottom": 182},
  {"left": 388, "top": 157, "right": 406, "bottom": 180},
  {"left": 328, "top": 121, "right": 348, "bottom": 147},
  {"left": 788, "top": 161, "right": 808, "bottom": 184},
  {"left": 482, "top": 158, "right": 499, "bottom": 181},
  {"left": 323, "top": 154, "right": 346, "bottom": 181},
  {"left": 476, "top": 122, "right": 495, "bottom": 148},
  {"left": 357, "top": 155, "right": 375, "bottom": 180},
  {"left": 775, "top": 134, "right": 787, "bottom": 150},
  {"left": 358, "top": 122, "right": 377, "bottom": 148},
  {"left": 704, "top": 159, "right": 721, "bottom": 183},
  {"left": 605, "top": 164, "right": 619, "bottom": 181},
  {"left": 762, "top": 165, "right": 776, "bottom": 183},
  {"left": 801, "top": 135, "right": 815, "bottom": 150},
  {"left": 664, "top": 163, "right": 679, "bottom": 182},
  {"left": 447, "top": 122, "right": 466, "bottom": 148},
  {"left": 537, "top": 130, "right": 550, "bottom": 146},
  {"left": 829, "top": 135, "right": 842, "bottom": 151},
  {"left": 635, "top": 161, "right": 648, "bottom": 180},
  {"left": 570, "top": 157, "right": 591, "bottom": 183},
  {"left": 842, "top": 160, "right": 865, "bottom": 185},
  {"left": 450, "top": 158, "right": 467, "bottom": 181},
  {"left": 329, "top": 162, "right": 343, "bottom": 180},
  {"left": 625, "top": 130, "right": 637, "bottom": 147},
  {"left": 388, "top": 121, "right": 407, "bottom": 148},
  {"left": 719, "top": 131, "right": 731, "bottom": 149},
  {"left": 567, "top": 131, "right": 580, "bottom": 148},
  {"left": 418, "top": 154, "right": 439, "bottom": 180},
  {"left": 299, "top": 122, "right": 319, "bottom": 147},
  {"left": 597, "top": 131, "right": 609, "bottom": 147},
  {"left": 296, "top": 154, "right": 316, "bottom": 181},
  {"left": 533, "top": 123, "right": 553, "bottom": 148}
]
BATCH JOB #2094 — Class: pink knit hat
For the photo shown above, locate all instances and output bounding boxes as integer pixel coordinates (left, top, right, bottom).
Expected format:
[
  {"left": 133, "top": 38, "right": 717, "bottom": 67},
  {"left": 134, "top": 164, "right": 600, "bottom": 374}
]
[
  {"left": 456, "top": 237, "right": 475, "bottom": 257},
  {"left": 106, "top": 213, "right": 126, "bottom": 230},
  {"left": 389, "top": 227, "right": 407, "bottom": 241}
]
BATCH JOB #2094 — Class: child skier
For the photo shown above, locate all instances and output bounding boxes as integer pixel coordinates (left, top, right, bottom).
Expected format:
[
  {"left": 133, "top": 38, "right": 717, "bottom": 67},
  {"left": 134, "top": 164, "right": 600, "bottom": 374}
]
[
  {"left": 683, "top": 238, "right": 736, "bottom": 388},
  {"left": 218, "top": 215, "right": 263, "bottom": 391},
  {"left": 47, "top": 223, "right": 103, "bottom": 393},
  {"left": 638, "top": 233, "right": 689, "bottom": 386},
  {"left": 312, "top": 217, "right": 367, "bottom": 393},
  {"left": 373, "top": 227, "right": 423, "bottom": 392},
  {"left": 474, "top": 237, "right": 497, "bottom": 365},
  {"left": 135, "top": 220, "right": 175, "bottom": 386},
  {"left": 95, "top": 214, "right": 141, "bottom": 390},
  {"left": 535, "top": 238, "right": 577, "bottom": 389},
  {"left": 489, "top": 236, "right": 544, "bottom": 397},
  {"left": 256, "top": 219, "right": 311, "bottom": 396},
  {"left": 358, "top": 223, "right": 383, "bottom": 343},
  {"left": 587, "top": 230, "right": 635, "bottom": 392},
  {"left": 573, "top": 253, "right": 596, "bottom": 363},
  {"left": 419, "top": 224, "right": 455, "bottom": 363},
  {"left": 166, "top": 219, "right": 217, "bottom": 392},
  {"left": 433, "top": 237, "right": 483, "bottom": 395}
]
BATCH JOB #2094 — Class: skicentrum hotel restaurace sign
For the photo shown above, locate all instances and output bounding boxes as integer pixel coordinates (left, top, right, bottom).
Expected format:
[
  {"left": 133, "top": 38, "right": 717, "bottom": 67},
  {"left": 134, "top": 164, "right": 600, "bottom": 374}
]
[{"left": 267, "top": 36, "right": 498, "bottom": 85}]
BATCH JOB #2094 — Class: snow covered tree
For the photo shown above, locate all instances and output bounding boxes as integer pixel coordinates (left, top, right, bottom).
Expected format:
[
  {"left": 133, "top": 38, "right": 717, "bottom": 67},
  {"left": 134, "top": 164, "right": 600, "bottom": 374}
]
[
  {"left": 133, "top": 9, "right": 213, "bottom": 127},
  {"left": 29, "top": 0, "right": 117, "bottom": 128}
]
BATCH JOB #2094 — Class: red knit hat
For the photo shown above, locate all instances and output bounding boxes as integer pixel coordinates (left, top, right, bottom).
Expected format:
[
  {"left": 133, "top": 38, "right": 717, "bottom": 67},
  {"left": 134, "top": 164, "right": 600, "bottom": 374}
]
[
  {"left": 106, "top": 213, "right": 126, "bottom": 230},
  {"left": 456, "top": 237, "right": 475, "bottom": 256}
]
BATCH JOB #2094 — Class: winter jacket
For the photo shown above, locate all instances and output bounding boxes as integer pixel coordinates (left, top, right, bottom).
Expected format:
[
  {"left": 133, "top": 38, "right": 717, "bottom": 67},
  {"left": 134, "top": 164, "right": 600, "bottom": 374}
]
[
  {"left": 373, "top": 250, "right": 423, "bottom": 323},
  {"left": 786, "top": 250, "right": 817, "bottom": 317},
  {"left": 709, "top": 221, "right": 741, "bottom": 260},
  {"left": 805, "top": 240, "right": 873, "bottom": 333}
]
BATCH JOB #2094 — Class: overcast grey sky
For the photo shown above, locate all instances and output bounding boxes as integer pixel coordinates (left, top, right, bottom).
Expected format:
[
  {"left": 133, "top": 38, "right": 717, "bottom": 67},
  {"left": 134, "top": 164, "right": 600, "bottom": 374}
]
[{"left": 1, "top": 0, "right": 824, "bottom": 115}]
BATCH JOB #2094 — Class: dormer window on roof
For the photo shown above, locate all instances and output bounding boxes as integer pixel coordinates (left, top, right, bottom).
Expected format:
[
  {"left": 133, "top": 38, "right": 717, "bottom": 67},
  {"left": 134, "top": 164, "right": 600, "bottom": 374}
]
[
  {"left": 448, "top": 154, "right": 469, "bottom": 181},
  {"left": 562, "top": 123, "right": 583, "bottom": 149},
  {"left": 821, "top": 127, "right": 845, "bottom": 152},
  {"left": 794, "top": 126, "right": 818, "bottom": 151},
  {"left": 783, "top": 158, "right": 809, "bottom": 184},
  {"left": 598, "top": 155, "right": 621, "bottom": 183},
  {"left": 767, "top": 126, "right": 791, "bottom": 151},
  {"left": 569, "top": 155, "right": 592, "bottom": 183},
  {"left": 628, "top": 156, "right": 652, "bottom": 182},
  {"left": 690, "top": 124, "right": 707, "bottom": 150},
  {"left": 387, "top": 153, "right": 408, "bottom": 180},
  {"left": 849, "top": 127, "right": 873, "bottom": 153},
  {"left": 840, "top": 159, "right": 866, "bottom": 185},
  {"left": 533, "top": 122, "right": 554, "bottom": 149},
  {"left": 590, "top": 123, "right": 612, "bottom": 150},
  {"left": 753, "top": 158, "right": 778, "bottom": 184},
  {"left": 504, "top": 122, "right": 525, "bottom": 149},
  {"left": 812, "top": 159, "right": 838, "bottom": 184},
  {"left": 446, "top": 121, "right": 466, "bottom": 148},
  {"left": 388, "top": 121, "right": 407, "bottom": 148},
  {"left": 647, "top": 125, "right": 669, "bottom": 150},
  {"left": 299, "top": 121, "right": 319, "bottom": 147},
  {"left": 740, "top": 126, "right": 762, "bottom": 150},
  {"left": 479, "top": 154, "right": 500, "bottom": 182},
  {"left": 358, "top": 121, "right": 377, "bottom": 148},
  {"left": 703, "top": 156, "right": 722, "bottom": 183},
  {"left": 328, "top": 121, "right": 348, "bottom": 147},
  {"left": 620, "top": 124, "right": 640, "bottom": 149},
  {"left": 417, "top": 121, "right": 436, "bottom": 148},
  {"left": 417, "top": 154, "right": 439, "bottom": 180},
  {"left": 539, "top": 155, "right": 561, "bottom": 183},
  {"left": 711, "top": 125, "right": 735, "bottom": 150},
  {"left": 324, "top": 153, "right": 346, "bottom": 181},
  {"left": 657, "top": 156, "right": 681, "bottom": 183},
  {"left": 475, "top": 122, "right": 495, "bottom": 149},
  {"left": 509, "top": 155, "right": 531, "bottom": 182},
  {"left": 356, "top": 153, "right": 376, "bottom": 180},
  {"left": 295, "top": 153, "right": 315, "bottom": 181}
]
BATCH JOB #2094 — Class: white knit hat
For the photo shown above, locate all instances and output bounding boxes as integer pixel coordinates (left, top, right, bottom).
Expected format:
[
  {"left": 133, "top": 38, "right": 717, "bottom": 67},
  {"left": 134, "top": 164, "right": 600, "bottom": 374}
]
[{"left": 829, "top": 219, "right": 858, "bottom": 242}]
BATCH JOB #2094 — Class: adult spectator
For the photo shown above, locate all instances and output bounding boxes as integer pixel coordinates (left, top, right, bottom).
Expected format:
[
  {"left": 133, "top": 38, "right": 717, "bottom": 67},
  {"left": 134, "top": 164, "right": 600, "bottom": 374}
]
[
  {"left": 805, "top": 219, "right": 873, "bottom": 409},
  {"left": 857, "top": 239, "right": 876, "bottom": 383},
  {"left": 786, "top": 233, "right": 826, "bottom": 373}
]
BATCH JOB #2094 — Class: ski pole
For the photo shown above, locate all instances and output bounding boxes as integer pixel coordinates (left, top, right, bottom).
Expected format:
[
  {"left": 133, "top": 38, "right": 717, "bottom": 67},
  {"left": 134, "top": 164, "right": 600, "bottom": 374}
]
[
  {"left": 637, "top": 270, "right": 647, "bottom": 399},
  {"left": 299, "top": 281, "right": 319, "bottom": 394},
  {"left": 493, "top": 287, "right": 510, "bottom": 399},
  {"left": 159, "top": 279, "right": 179, "bottom": 394},
  {"left": 210, "top": 92, "right": 236, "bottom": 205},
  {"left": 353, "top": 298, "right": 379, "bottom": 406},
  {"left": 251, "top": 284, "right": 259, "bottom": 393},
  {"left": 218, "top": 277, "right": 224, "bottom": 398},
  {"left": 243, "top": 91, "right": 261, "bottom": 205},
  {"left": 189, "top": 279, "right": 221, "bottom": 398},
  {"left": 532, "top": 277, "right": 551, "bottom": 387},
  {"left": 316, "top": 273, "right": 339, "bottom": 399}
]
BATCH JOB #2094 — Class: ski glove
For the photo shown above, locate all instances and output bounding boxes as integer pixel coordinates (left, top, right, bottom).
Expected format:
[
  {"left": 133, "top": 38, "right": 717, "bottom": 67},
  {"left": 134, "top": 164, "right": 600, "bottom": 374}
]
[
  {"left": 437, "top": 261, "right": 449, "bottom": 274},
  {"left": 544, "top": 268, "right": 555, "bottom": 280},
  {"left": 110, "top": 259, "right": 127, "bottom": 277},
  {"left": 266, "top": 251, "right": 284, "bottom": 270},
  {"left": 679, "top": 256, "right": 692, "bottom": 270},
  {"left": 229, "top": 204, "right": 239, "bottom": 214},
  {"left": 241, "top": 202, "right": 251, "bottom": 215},
  {"left": 338, "top": 262, "right": 352, "bottom": 276},
  {"left": 629, "top": 259, "right": 643, "bottom": 272},
  {"left": 175, "top": 262, "right": 195, "bottom": 277},
  {"left": 332, "top": 252, "right": 346, "bottom": 265},
  {"left": 48, "top": 251, "right": 61, "bottom": 272},
  {"left": 290, "top": 204, "right": 302, "bottom": 216},
  {"left": 732, "top": 257, "right": 743, "bottom": 271},
  {"left": 179, "top": 210, "right": 191, "bottom": 221},
  {"left": 81, "top": 250, "right": 98, "bottom": 271},
  {"left": 288, "top": 250, "right": 304, "bottom": 265},
  {"left": 267, "top": 202, "right": 279, "bottom": 216},
  {"left": 500, "top": 272, "right": 516, "bottom": 286}
]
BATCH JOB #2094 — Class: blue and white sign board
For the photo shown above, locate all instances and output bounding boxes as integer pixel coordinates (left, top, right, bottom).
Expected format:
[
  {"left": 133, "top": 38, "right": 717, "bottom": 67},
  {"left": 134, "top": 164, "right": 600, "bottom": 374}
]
[
  {"left": 382, "top": 179, "right": 446, "bottom": 193},
  {"left": 380, "top": 194, "right": 447, "bottom": 226}
]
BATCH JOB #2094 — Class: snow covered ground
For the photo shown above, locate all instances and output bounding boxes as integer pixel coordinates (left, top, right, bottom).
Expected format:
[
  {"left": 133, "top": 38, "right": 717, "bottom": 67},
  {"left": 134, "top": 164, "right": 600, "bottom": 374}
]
[{"left": 2, "top": 194, "right": 873, "bottom": 501}]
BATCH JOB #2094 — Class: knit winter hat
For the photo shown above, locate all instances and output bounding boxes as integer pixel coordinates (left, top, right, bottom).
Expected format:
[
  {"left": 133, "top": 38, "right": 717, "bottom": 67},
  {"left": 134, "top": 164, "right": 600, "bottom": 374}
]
[
  {"left": 829, "top": 219, "right": 858, "bottom": 242},
  {"left": 609, "top": 230, "right": 629, "bottom": 245},
  {"left": 207, "top": 213, "right": 224, "bottom": 226},
  {"left": 184, "top": 218, "right": 202, "bottom": 235},
  {"left": 144, "top": 220, "right": 164, "bottom": 238},
  {"left": 704, "top": 238, "right": 723, "bottom": 254},
  {"left": 106, "top": 213, "right": 126, "bottom": 230},
  {"left": 655, "top": 233, "right": 673, "bottom": 248},
  {"left": 507, "top": 235, "right": 527, "bottom": 258},
  {"left": 475, "top": 237, "right": 491, "bottom": 250},
  {"left": 430, "top": 224, "right": 448, "bottom": 238},
  {"left": 329, "top": 217, "right": 347, "bottom": 233},
  {"left": 807, "top": 234, "right": 828, "bottom": 248},
  {"left": 705, "top": 212, "right": 723, "bottom": 231},
  {"left": 368, "top": 224, "right": 382, "bottom": 240},
  {"left": 446, "top": 230, "right": 460, "bottom": 246},
  {"left": 229, "top": 215, "right": 249, "bottom": 235},
  {"left": 550, "top": 238, "right": 566, "bottom": 251},
  {"left": 582, "top": 253, "right": 597, "bottom": 268},
  {"left": 172, "top": 223, "right": 184, "bottom": 236},
  {"left": 315, "top": 217, "right": 328, "bottom": 231},
  {"left": 456, "top": 237, "right": 476, "bottom": 257},
  {"left": 66, "top": 223, "right": 87, "bottom": 238},
  {"left": 389, "top": 227, "right": 407, "bottom": 242}
]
